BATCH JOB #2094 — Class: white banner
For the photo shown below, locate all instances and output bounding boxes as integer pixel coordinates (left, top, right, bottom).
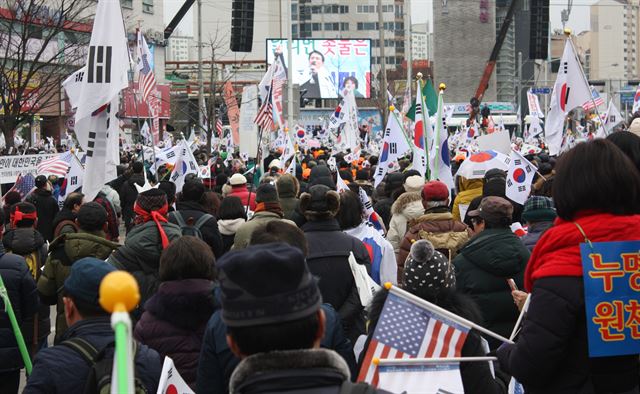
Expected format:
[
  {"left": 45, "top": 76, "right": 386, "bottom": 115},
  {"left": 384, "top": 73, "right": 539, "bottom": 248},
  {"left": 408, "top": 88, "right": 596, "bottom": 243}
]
[
  {"left": 239, "top": 85, "right": 259, "bottom": 157},
  {"left": 0, "top": 154, "right": 58, "bottom": 184},
  {"left": 377, "top": 363, "right": 464, "bottom": 394}
]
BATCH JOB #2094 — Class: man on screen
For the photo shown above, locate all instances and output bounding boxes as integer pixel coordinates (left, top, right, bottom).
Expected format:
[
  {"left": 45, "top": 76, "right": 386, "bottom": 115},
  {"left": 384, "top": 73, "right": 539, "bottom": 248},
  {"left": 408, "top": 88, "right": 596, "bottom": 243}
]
[{"left": 302, "top": 50, "right": 337, "bottom": 98}]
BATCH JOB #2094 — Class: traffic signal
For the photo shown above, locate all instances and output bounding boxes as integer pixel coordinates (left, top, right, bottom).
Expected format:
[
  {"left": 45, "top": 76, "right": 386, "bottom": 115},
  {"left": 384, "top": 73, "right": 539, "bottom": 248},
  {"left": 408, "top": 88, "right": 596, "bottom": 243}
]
[
  {"left": 230, "top": 0, "right": 254, "bottom": 52},
  {"left": 529, "top": 0, "right": 549, "bottom": 60}
]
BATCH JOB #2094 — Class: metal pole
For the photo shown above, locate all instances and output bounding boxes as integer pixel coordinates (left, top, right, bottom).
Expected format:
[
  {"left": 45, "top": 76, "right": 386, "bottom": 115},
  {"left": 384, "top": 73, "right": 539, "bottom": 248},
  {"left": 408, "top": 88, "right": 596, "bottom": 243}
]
[
  {"left": 405, "top": 0, "right": 412, "bottom": 96},
  {"left": 517, "top": 51, "right": 522, "bottom": 134},
  {"left": 378, "top": 0, "right": 387, "bottom": 124},
  {"left": 197, "top": 0, "right": 204, "bottom": 129},
  {"left": 286, "top": 0, "right": 294, "bottom": 134}
]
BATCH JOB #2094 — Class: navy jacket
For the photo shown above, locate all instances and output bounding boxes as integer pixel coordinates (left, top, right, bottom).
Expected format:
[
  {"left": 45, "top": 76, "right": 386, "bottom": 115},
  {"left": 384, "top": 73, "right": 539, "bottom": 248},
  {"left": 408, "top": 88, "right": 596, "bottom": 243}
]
[
  {"left": 24, "top": 317, "right": 162, "bottom": 394},
  {"left": 0, "top": 253, "right": 38, "bottom": 372},
  {"left": 196, "top": 303, "right": 357, "bottom": 394}
]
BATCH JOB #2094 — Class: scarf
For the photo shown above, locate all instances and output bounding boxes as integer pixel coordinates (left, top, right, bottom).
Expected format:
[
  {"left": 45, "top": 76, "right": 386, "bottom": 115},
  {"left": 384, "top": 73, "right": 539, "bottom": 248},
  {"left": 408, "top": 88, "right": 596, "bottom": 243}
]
[
  {"left": 133, "top": 202, "right": 170, "bottom": 249},
  {"left": 524, "top": 211, "right": 640, "bottom": 291},
  {"left": 254, "top": 202, "right": 284, "bottom": 218}
]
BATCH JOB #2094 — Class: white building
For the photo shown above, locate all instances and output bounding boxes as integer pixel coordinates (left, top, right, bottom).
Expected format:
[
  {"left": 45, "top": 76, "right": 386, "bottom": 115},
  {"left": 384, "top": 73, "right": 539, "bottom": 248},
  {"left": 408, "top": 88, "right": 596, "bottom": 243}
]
[
  {"left": 411, "top": 23, "right": 432, "bottom": 60},
  {"left": 167, "top": 32, "right": 193, "bottom": 62},
  {"left": 590, "top": 0, "right": 639, "bottom": 80}
]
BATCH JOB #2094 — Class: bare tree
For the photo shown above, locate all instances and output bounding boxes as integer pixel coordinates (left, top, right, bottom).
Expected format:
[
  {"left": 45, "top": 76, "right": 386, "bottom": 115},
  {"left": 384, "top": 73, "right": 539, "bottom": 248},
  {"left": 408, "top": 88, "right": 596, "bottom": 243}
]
[{"left": 0, "top": 0, "right": 93, "bottom": 148}]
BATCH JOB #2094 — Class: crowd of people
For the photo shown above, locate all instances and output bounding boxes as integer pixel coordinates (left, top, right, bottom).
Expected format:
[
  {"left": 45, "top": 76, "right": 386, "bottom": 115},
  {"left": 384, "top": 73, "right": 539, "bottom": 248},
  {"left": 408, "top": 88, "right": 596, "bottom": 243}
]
[{"left": 0, "top": 123, "right": 638, "bottom": 394}]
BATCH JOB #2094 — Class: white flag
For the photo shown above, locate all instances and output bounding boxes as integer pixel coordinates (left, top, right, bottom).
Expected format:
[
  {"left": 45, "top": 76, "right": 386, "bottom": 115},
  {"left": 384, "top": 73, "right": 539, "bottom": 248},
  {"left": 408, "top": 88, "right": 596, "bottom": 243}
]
[
  {"left": 527, "top": 90, "right": 544, "bottom": 118},
  {"left": 281, "top": 133, "right": 295, "bottom": 168},
  {"left": 82, "top": 98, "right": 119, "bottom": 201},
  {"left": 62, "top": 67, "right": 86, "bottom": 110},
  {"left": 603, "top": 100, "right": 623, "bottom": 135},
  {"left": 285, "top": 157, "right": 296, "bottom": 176},
  {"left": 74, "top": 0, "right": 129, "bottom": 122},
  {"left": 156, "top": 356, "right": 194, "bottom": 394},
  {"left": 341, "top": 89, "right": 360, "bottom": 152},
  {"left": 378, "top": 363, "right": 464, "bottom": 394},
  {"left": 432, "top": 89, "right": 454, "bottom": 189},
  {"left": 411, "top": 144, "right": 427, "bottom": 178},
  {"left": 505, "top": 150, "right": 537, "bottom": 205},
  {"left": 140, "top": 121, "right": 152, "bottom": 145},
  {"left": 545, "top": 39, "right": 592, "bottom": 155},
  {"left": 373, "top": 110, "right": 411, "bottom": 187},
  {"left": 336, "top": 172, "right": 350, "bottom": 193},
  {"left": 170, "top": 140, "right": 200, "bottom": 192}
]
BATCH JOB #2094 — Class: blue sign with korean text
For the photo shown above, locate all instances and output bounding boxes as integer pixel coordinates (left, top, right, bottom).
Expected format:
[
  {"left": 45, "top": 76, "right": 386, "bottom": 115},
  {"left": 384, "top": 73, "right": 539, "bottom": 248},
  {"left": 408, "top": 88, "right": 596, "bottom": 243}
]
[
  {"left": 530, "top": 87, "right": 551, "bottom": 95},
  {"left": 581, "top": 241, "right": 640, "bottom": 357}
]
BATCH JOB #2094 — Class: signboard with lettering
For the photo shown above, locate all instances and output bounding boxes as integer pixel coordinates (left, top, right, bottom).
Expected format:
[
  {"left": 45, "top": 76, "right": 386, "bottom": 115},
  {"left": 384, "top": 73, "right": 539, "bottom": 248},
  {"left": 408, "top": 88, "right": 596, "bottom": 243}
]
[
  {"left": 581, "top": 241, "right": 640, "bottom": 357},
  {"left": 0, "top": 154, "right": 57, "bottom": 184}
]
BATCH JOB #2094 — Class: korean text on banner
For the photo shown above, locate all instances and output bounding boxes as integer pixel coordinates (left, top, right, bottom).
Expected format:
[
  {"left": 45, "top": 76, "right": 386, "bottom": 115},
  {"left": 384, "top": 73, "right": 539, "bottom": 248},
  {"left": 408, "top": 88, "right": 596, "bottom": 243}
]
[
  {"left": 0, "top": 154, "right": 58, "bottom": 184},
  {"left": 580, "top": 241, "right": 640, "bottom": 357}
]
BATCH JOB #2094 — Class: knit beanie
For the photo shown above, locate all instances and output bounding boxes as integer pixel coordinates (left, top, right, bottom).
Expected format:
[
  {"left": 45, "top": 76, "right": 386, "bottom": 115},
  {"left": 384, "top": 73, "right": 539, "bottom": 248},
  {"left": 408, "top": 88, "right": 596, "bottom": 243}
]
[
  {"left": 134, "top": 189, "right": 170, "bottom": 249},
  {"left": 255, "top": 183, "right": 279, "bottom": 204},
  {"left": 403, "top": 240, "right": 455, "bottom": 295}
]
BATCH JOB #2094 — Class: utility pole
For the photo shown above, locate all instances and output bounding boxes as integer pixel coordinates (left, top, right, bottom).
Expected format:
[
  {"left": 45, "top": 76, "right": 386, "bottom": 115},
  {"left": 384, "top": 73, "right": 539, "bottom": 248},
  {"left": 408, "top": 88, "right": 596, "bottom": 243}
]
[
  {"left": 208, "top": 47, "right": 216, "bottom": 153},
  {"left": 378, "top": 0, "right": 387, "bottom": 124},
  {"left": 517, "top": 51, "right": 522, "bottom": 134},
  {"left": 405, "top": 0, "right": 412, "bottom": 99},
  {"left": 197, "top": 0, "right": 204, "bottom": 130},
  {"left": 286, "top": 0, "right": 294, "bottom": 134}
]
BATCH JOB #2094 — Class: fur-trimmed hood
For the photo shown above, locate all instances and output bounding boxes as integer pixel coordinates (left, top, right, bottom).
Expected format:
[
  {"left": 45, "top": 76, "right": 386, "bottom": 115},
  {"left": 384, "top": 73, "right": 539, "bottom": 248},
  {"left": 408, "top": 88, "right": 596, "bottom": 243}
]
[
  {"left": 229, "top": 348, "right": 350, "bottom": 393},
  {"left": 391, "top": 191, "right": 424, "bottom": 221}
]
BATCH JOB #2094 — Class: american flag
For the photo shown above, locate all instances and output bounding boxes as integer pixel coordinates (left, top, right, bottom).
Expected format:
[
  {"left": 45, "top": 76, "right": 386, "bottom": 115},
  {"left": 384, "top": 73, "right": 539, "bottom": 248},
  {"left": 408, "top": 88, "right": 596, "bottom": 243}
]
[
  {"left": 216, "top": 118, "right": 223, "bottom": 138},
  {"left": 358, "top": 292, "right": 470, "bottom": 386},
  {"left": 37, "top": 152, "right": 72, "bottom": 177},
  {"left": 137, "top": 30, "right": 157, "bottom": 102},
  {"left": 6, "top": 173, "right": 36, "bottom": 200},
  {"left": 254, "top": 82, "right": 275, "bottom": 130},
  {"left": 582, "top": 87, "right": 605, "bottom": 111}
]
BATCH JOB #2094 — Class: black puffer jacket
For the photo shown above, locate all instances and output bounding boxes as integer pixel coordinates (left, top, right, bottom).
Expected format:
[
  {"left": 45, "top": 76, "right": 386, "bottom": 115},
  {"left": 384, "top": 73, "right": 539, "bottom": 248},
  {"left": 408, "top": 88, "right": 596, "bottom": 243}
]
[
  {"left": 169, "top": 201, "right": 223, "bottom": 258},
  {"left": 0, "top": 253, "right": 38, "bottom": 373},
  {"left": 120, "top": 173, "right": 145, "bottom": 231},
  {"left": 2, "top": 228, "right": 50, "bottom": 344},
  {"left": 359, "top": 290, "right": 509, "bottom": 394},
  {"left": 26, "top": 188, "right": 59, "bottom": 242},
  {"left": 453, "top": 228, "right": 530, "bottom": 348},
  {"left": 497, "top": 277, "right": 640, "bottom": 394},
  {"left": 134, "top": 279, "right": 216, "bottom": 389},
  {"left": 302, "top": 218, "right": 371, "bottom": 343}
]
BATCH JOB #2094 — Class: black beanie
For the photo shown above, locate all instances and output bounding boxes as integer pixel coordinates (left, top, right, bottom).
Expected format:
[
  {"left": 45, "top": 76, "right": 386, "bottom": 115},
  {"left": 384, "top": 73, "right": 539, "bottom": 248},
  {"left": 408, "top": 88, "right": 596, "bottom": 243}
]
[{"left": 255, "top": 183, "right": 279, "bottom": 203}]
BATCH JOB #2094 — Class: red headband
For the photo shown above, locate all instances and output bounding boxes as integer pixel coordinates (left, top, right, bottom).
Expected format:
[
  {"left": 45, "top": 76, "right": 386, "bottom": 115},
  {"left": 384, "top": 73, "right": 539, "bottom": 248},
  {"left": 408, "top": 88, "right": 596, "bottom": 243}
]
[
  {"left": 133, "top": 202, "right": 170, "bottom": 249},
  {"left": 10, "top": 206, "right": 37, "bottom": 228}
]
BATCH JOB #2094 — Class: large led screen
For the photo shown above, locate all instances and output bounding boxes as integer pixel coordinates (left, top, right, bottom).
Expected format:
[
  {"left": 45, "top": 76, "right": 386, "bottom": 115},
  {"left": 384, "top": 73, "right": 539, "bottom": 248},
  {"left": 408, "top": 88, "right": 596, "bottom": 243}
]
[{"left": 266, "top": 39, "right": 372, "bottom": 99}]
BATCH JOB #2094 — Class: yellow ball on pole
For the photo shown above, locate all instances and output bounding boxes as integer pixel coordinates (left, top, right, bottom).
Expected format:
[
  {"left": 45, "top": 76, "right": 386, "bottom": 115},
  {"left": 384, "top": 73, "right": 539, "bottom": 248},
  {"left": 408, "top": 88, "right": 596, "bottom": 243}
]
[{"left": 99, "top": 271, "right": 140, "bottom": 313}]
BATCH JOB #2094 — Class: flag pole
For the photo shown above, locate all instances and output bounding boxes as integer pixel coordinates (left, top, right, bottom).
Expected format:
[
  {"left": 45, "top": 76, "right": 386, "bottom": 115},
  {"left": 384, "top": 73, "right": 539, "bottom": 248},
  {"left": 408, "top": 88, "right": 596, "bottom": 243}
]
[
  {"left": 0, "top": 274, "right": 32, "bottom": 375},
  {"left": 509, "top": 293, "right": 531, "bottom": 340},
  {"left": 385, "top": 283, "right": 514, "bottom": 344},
  {"left": 417, "top": 74, "right": 430, "bottom": 180},
  {"left": 99, "top": 271, "right": 140, "bottom": 394},
  {"left": 376, "top": 356, "right": 498, "bottom": 366}
]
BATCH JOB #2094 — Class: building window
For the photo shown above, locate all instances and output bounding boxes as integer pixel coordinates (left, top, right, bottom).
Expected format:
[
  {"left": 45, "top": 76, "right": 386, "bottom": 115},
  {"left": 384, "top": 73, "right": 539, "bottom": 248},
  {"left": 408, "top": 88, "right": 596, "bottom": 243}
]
[
  {"left": 312, "top": 23, "right": 321, "bottom": 31},
  {"left": 357, "top": 22, "right": 377, "bottom": 30},
  {"left": 121, "top": 0, "right": 133, "bottom": 9},
  {"left": 142, "top": 0, "right": 153, "bottom": 14},
  {"left": 324, "top": 22, "right": 339, "bottom": 31},
  {"left": 340, "top": 22, "right": 349, "bottom": 30}
]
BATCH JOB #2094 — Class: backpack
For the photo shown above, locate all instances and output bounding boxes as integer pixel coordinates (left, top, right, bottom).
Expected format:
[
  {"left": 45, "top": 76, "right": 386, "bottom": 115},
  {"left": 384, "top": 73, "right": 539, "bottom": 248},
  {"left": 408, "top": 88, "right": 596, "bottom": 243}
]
[
  {"left": 61, "top": 337, "right": 148, "bottom": 394},
  {"left": 169, "top": 211, "right": 212, "bottom": 239},
  {"left": 54, "top": 219, "right": 79, "bottom": 239}
]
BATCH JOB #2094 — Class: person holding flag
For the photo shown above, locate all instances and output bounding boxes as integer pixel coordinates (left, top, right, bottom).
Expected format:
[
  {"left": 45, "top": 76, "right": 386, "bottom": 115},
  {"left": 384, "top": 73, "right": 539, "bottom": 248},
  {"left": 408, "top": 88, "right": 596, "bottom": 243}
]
[{"left": 24, "top": 258, "right": 162, "bottom": 393}]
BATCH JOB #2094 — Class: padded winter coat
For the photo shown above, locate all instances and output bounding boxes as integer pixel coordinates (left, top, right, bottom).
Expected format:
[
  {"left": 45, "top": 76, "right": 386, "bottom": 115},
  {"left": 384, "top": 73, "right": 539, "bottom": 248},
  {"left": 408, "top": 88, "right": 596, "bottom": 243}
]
[
  {"left": 227, "top": 185, "right": 256, "bottom": 211},
  {"left": 38, "top": 230, "right": 119, "bottom": 343},
  {"left": 386, "top": 192, "right": 424, "bottom": 255},
  {"left": 134, "top": 279, "right": 216, "bottom": 390},
  {"left": 25, "top": 188, "right": 59, "bottom": 242},
  {"left": 170, "top": 200, "right": 224, "bottom": 258},
  {"left": 453, "top": 228, "right": 529, "bottom": 348},
  {"left": 0, "top": 253, "right": 38, "bottom": 373}
]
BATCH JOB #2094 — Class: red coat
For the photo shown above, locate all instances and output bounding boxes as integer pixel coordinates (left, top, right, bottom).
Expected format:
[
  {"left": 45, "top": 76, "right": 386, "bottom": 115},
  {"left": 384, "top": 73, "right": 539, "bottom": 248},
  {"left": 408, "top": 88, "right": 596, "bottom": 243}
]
[{"left": 228, "top": 185, "right": 256, "bottom": 211}]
